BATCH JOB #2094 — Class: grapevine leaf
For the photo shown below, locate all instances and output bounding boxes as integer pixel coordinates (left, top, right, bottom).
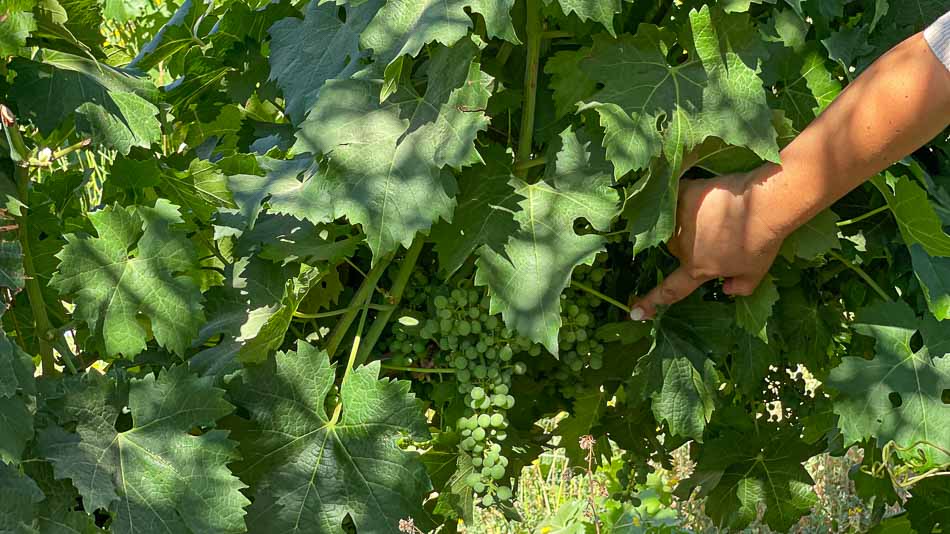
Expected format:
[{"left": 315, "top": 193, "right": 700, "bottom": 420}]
[
  {"left": 0, "top": 242, "right": 24, "bottom": 291},
  {"left": 543, "top": 0, "right": 622, "bottom": 35},
  {"left": 688, "top": 410, "right": 820, "bottom": 531},
  {"left": 544, "top": 49, "right": 597, "bottom": 119},
  {"left": 905, "top": 476, "right": 950, "bottom": 534},
  {"left": 0, "top": 461, "right": 43, "bottom": 532},
  {"left": 735, "top": 274, "right": 778, "bottom": 342},
  {"left": 874, "top": 173, "right": 950, "bottom": 257},
  {"left": 0, "top": 328, "right": 35, "bottom": 464},
  {"left": 732, "top": 333, "right": 778, "bottom": 396},
  {"left": 0, "top": 395, "right": 32, "bottom": 465},
  {"left": 22, "top": 460, "right": 103, "bottom": 534},
  {"left": 231, "top": 341, "right": 433, "bottom": 533},
  {"left": 557, "top": 388, "right": 607, "bottom": 466},
  {"left": 191, "top": 256, "right": 297, "bottom": 378},
  {"left": 637, "top": 298, "right": 732, "bottom": 439},
  {"left": 289, "top": 40, "right": 491, "bottom": 259},
  {"left": 764, "top": 46, "right": 841, "bottom": 131},
  {"left": 776, "top": 287, "right": 838, "bottom": 369},
  {"left": 268, "top": 0, "right": 380, "bottom": 125},
  {"left": 911, "top": 244, "right": 950, "bottom": 320},
  {"left": 0, "top": 0, "right": 35, "bottom": 56},
  {"left": 38, "top": 367, "right": 249, "bottom": 534},
  {"left": 236, "top": 266, "right": 325, "bottom": 365},
  {"left": 9, "top": 51, "right": 160, "bottom": 154},
  {"left": 430, "top": 144, "right": 520, "bottom": 275},
  {"left": 361, "top": 0, "right": 516, "bottom": 67},
  {"left": 475, "top": 127, "right": 619, "bottom": 353},
  {"left": 826, "top": 301, "right": 950, "bottom": 463},
  {"left": 779, "top": 209, "right": 841, "bottom": 260},
  {"left": 51, "top": 203, "right": 204, "bottom": 358},
  {"left": 575, "top": 7, "right": 778, "bottom": 178}
]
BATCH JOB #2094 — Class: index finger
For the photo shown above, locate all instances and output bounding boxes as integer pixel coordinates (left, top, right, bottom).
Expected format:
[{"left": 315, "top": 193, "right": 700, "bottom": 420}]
[{"left": 629, "top": 267, "right": 707, "bottom": 320}]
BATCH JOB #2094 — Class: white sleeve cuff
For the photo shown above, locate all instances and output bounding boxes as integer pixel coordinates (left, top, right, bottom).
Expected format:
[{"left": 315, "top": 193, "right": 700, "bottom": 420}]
[{"left": 924, "top": 10, "right": 950, "bottom": 71}]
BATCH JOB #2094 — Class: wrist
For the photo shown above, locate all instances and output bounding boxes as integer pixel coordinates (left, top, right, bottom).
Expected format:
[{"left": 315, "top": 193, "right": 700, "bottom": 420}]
[{"left": 739, "top": 164, "right": 800, "bottom": 246}]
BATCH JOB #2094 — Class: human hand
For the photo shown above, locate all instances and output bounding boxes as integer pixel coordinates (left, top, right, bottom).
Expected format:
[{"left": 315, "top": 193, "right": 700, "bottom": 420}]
[{"left": 628, "top": 172, "right": 786, "bottom": 320}]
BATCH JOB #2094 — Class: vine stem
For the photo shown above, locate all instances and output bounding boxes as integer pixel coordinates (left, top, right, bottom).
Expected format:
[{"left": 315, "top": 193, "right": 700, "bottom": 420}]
[
  {"left": 2, "top": 107, "right": 58, "bottom": 375},
  {"left": 355, "top": 237, "right": 425, "bottom": 366},
  {"left": 293, "top": 303, "right": 394, "bottom": 320},
  {"left": 329, "top": 293, "right": 372, "bottom": 426},
  {"left": 380, "top": 365, "right": 456, "bottom": 374},
  {"left": 836, "top": 205, "right": 888, "bottom": 227},
  {"left": 515, "top": 0, "right": 542, "bottom": 175},
  {"left": 325, "top": 255, "right": 392, "bottom": 357},
  {"left": 827, "top": 250, "right": 893, "bottom": 302},
  {"left": 571, "top": 280, "right": 630, "bottom": 313}
]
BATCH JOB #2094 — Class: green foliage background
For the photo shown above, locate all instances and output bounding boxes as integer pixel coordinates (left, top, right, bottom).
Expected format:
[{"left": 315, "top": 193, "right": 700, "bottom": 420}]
[{"left": 0, "top": 0, "right": 949, "bottom": 532}]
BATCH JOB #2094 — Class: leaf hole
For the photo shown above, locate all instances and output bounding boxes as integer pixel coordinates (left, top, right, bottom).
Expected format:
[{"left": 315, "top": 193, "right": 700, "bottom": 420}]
[
  {"left": 888, "top": 392, "right": 902, "bottom": 408},
  {"left": 942, "top": 389, "right": 950, "bottom": 404},
  {"left": 337, "top": 6, "right": 347, "bottom": 22},
  {"left": 910, "top": 331, "right": 923, "bottom": 353}
]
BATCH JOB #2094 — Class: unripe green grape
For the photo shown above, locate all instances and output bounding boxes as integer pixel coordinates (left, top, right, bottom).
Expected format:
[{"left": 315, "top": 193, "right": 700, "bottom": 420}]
[
  {"left": 496, "top": 486, "right": 512, "bottom": 501},
  {"left": 461, "top": 437, "right": 475, "bottom": 450},
  {"left": 487, "top": 367, "right": 499, "bottom": 379},
  {"left": 499, "top": 346, "right": 513, "bottom": 362},
  {"left": 476, "top": 340, "right": 488, "bottom": 353},
  {"left": 472, "top": 427, "right": 486, "bottom": 441},
  {"left": 495, "top": 432, "right": 508, "bottom": 441},
  {"left": 492, "top": 394, "right": 507, "bottom": 408},
  {"left": 468, "top": 307, "right": 480, "bottom": 319},
  {"left": 485, "top": 316, "right": 499, "bottom": 330},
  {"left": 576, "top": 312, "right": 591, "bottom": 327},
  {"left": 462, "top": 429, "right": 472, "bottom": 437},
  {"left": 473, "top": 444, "right": 484, "bottom": 454},
  {"left": 482, "top": 494, "right": 494, "bottom": 507},
  {"left": 471, "top": 386, "right": 485, "bottom": 400},
  {"left": 457, "top": 321, "right": 472, "bottom": 336},
  {"left": 490, "top": 465, "right": 505, "bottom": 480},
  {"left": 513, "top": 362, "right": 527, "bottom": 375},
  {"left": 590, "top": 356, "right": 603, "bottom": 370},
  {"left": 529, "top": 345, "right": 542, "bottom": 357},
  {"left": 477, "top": 414, "right": 491, "bottom": 427},
  {"left": 479, "top": 397, "right": 491, "bottom": 410},
  {"left": 473, "top": 365, "right": 487, "bottom": 379},
  {"left": 434, "top": 295, "right": 449, "bottom": 309},
  {"left": 468, "top": 290, "right": 479, "bottom": 303},
  {"left": 472, "top": 457, "right": 482, "bottom": 467},
  {"left": 484, "top": 454, "right": 497, "bottom": 467},
  {"left": 472, "top": 482, "right": 485, "bottom": 493},
  {"left": 465, "top": 473, "right": 481, "bottom": 486},
  {"left": 499, "top": 455, "right": 509, "bottom": 467},
  {"left": 570, "top": 359, "right": 583, "bottom": 372},
  {"left": 494, "top": 384, "right": 509, "bottom": 395},
  {"left": 567, "top": 304, "right": 580, "bottom": 317},
  {"left": 440, "top": 318, "right": 453, "bottom": 332},
  {"left": 505, "top": 395, "right": 515, "bottom": 408},
  {"left": 490, "top": 413, "right": 505, "bottom": 427},
  {"left": 576, "top": 329, "right": 588, "bottom": 342},
  {"left": 457, "top": 369, "right": 471, "bottom": 382}
]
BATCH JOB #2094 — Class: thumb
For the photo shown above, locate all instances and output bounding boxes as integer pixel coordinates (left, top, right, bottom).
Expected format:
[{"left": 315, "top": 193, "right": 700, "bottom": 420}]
[{"left": 629, "top": 267, "right": 707, "bottom": 320}]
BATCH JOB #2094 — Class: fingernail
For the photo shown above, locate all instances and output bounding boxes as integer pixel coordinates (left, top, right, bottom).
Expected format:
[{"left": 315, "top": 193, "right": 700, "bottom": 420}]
[{"left": 629, "top": 307, "right": 645, "bottom": 321}]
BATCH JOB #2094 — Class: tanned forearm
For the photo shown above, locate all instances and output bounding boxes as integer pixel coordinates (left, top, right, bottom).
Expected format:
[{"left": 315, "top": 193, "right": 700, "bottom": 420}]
[{"left": 745, "top": 32, "right": 950, "bottom": 240}]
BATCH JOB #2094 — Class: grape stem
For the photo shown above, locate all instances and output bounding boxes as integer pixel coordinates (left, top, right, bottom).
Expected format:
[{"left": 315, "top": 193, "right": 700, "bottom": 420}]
[
  {"left": 380, "top": 365, "right": 456, "bottom": 374},
  {"left": 515, "top": 0, "right": 542, "bottom": 175},
  {"left": 835, "top": 205, "right": 888, "bottom": 227},
  {"left": 827, "top": 250, "right": 893, "bottom": 302},
  {"left": 293, "top": 303, "right": 394, "bottom": 320},
  {"left": 570, "top": 280, "right": 631, "bottom": 314},
  {"left": 355, "top": 236, "right": 425, "bottom": 366},
  {"left": 2, "top": 107, "right": 58, "bottom": 375},
  {"left": 325, "top": 254, "right": 392, "bottom": 357},
  {"left": 329, "top": 291, "right": 373, "bottom": 426}
]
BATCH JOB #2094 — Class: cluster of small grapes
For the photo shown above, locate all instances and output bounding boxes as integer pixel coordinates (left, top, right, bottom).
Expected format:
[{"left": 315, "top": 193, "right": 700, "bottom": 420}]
[
  {"left": 388, "top": 283, "right": 537, "bottom": 505},
  {"left": 428, "top": 288, "right": 529, "bottom": 505},
  {"left": 551, "top": 256, "right": 610, "bottom": 397}
]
